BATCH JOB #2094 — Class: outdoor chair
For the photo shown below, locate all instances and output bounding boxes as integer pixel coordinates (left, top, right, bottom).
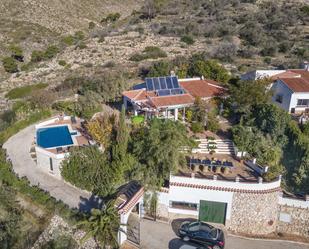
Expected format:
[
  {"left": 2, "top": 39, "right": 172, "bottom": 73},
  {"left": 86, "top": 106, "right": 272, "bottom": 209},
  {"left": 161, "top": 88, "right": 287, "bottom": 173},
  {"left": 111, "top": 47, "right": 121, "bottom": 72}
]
[{"left": 56, "top": 147, "right": 63, "bottom": 153}]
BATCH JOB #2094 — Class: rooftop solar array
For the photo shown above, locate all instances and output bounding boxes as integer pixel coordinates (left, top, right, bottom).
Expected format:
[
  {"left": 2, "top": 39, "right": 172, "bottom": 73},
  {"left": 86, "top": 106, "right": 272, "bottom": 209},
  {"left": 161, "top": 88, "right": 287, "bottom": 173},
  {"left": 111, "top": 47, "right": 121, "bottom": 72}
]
[
  {"left": 157, "top": 88, "right": 185, "bottom": 96},
  {"left": 146, "top": 76, "right": 180, "bottom": 91},
  {"left": 146, "top": 76, "right": 185, "bottom": 96}
]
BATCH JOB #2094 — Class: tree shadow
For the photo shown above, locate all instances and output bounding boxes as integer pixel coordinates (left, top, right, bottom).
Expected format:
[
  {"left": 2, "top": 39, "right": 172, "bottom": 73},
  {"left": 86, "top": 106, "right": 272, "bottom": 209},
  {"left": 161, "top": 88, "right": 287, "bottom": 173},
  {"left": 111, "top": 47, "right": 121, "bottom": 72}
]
[
  {"left": 78, "top": 194, "right": 104, "bottom": 213},
  {"left": 171, "top": 218, "right": 198, "bottom": 237}
]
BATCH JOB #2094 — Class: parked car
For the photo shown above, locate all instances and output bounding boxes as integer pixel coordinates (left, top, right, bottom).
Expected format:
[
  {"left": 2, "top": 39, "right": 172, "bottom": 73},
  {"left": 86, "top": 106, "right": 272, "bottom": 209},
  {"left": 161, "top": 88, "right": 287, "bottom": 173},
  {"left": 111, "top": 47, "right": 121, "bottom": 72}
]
[{"left": 178, "top": 221, "right": 225, "bottom": 249}]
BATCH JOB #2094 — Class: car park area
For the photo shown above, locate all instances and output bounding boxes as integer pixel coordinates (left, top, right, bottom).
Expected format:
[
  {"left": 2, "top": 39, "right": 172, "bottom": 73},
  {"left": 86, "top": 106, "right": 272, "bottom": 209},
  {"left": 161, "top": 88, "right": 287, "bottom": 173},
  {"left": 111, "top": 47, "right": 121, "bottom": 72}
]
[{"left": 140, "top": 219, "right": 309, "bottom": 249}]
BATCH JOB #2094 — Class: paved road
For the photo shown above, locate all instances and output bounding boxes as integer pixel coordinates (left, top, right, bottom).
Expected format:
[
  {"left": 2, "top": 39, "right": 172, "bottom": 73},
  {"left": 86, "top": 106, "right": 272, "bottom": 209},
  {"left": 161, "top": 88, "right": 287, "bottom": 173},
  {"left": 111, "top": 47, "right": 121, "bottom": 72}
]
[
  {"left": 141, "top": 219, "right": 309, "bottom": 249},
  {"left": 3, "top": 124, "right": 101, "bottom": 211}
]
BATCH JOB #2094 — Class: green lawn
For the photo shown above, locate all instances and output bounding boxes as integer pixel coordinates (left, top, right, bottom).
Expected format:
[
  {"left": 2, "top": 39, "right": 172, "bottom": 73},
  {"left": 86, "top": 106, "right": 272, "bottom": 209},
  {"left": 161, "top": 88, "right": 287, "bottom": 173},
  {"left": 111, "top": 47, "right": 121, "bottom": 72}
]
[
  {"left": 5, "top": 83, "right": 48, "bottom": 99},
  {"left": 131, "top": 115, "right": 145, "bottom": 125}
]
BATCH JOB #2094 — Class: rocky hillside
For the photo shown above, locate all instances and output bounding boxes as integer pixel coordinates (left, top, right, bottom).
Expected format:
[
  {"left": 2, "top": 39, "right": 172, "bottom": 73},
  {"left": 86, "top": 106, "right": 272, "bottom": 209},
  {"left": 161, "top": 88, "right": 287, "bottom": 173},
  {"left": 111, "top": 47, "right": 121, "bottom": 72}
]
[
  {"left": 0, "top": 0, "right": 142, "bottom": 33},
  {"left": 0, "top": 0, "right": 308, "bottom": 109}
]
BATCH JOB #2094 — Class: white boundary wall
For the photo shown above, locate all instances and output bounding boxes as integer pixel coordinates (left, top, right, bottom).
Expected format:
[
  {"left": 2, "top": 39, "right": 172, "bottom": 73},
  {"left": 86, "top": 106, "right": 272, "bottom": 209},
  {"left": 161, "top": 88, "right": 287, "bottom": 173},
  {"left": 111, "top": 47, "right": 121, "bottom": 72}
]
[
  {"left": 157, "top": 175, "right": 281, "bottom": 222},
  {"left": 279, "top": 196, "right": 309, "bottom": 209}
]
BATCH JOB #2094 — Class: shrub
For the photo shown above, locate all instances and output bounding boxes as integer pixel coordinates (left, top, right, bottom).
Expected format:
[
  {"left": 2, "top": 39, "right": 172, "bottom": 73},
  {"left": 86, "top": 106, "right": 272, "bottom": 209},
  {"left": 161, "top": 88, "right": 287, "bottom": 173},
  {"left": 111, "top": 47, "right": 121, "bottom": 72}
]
[
  {"left": 131, "top": 115, "right": 145, "bottom": 125},
  {"left": 62, "top": 32, "right": 85, "bottom": 47},
  {"left": 76, "top": 42, "right": 87, "bottom": 49},
  {"left": 52, "top": 101, "right": 76, "bottom": 116},
  {"left": 300, "top": 5, "right": 309, "bottom": 15},
  {"left": 62, "top": 35, "right": 75, "bottom": 46},
  {"left": 44, "top": 45, "right": 60, "bottom": 59},
  {"left": 2, "top": 57, "right": 18, "bottom": 73},
  {"left": 20, "top": 63, "right": 33, "bottom": 72},
  {"left": 88, "top": 21, "right": 96, "bottom": 29},
  {"left": 101, "top": 13, "right": 121, "bottom": 23},
  {"left": 31, "top": 50, "right": 45, "bottom": 62},
  {"left": 130, "top": 46, "right": 167, "bottom": 61},
  {"left": 30, "top": 89, "right": 56, "bottom": 108},
  {"left": 9, "top": 45, "right": 24, "bottom": 62},
  {"left": 191, "top": 122, "right": 204, "bottom": 133},
  {"left": 180, "top": 35, "right": 195, "bottom": 45},
  {"left": 41, "top": 234, "right": 77, "bottom": 249},
  {"left": 58, "top": 60, "right": 67, "bottom": 66},
  {"left": 5, "top": 83, "right": 48, "bottom": 99},
  {"left": 260, "top": 43, "right": 277, "bottom": 56},
  {"left": 147, "top": 60, "right": 171, "bottom": 77},
  {"left": 263, "top": 57, "right": 272, "bottom": 64},
  {"left": 74, "top": 31, "right": 85, "bottom": 41},
  {"left": 0, "top": 109, "right": 52, "bottom": 144},
  {"left": 207, "top": 112, "right": 219, "bottom": 133},
  {"left": 188, "top": 58, "right": 230, "bottom": 83},
  {"left": 214, "top": 42, "right": 238, "bottom": 62},
  {"left": 129, "top": 53, "right": 146, "bottom": 62}
]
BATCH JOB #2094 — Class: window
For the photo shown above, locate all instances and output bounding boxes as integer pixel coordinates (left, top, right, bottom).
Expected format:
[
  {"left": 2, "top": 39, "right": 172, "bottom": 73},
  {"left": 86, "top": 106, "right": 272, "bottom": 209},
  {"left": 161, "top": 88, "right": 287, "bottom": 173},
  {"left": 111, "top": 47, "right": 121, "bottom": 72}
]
[
  {"left": 170, "top": 201, "right": 198, "bottom": 211},
  {"left": 275, "top": 94, "right": 283, "bottom": 103},
  {"left": 297, "top": 99, "right": 309, "bottom": 106},
  {"left": 49, "top": 158, "right": 53, "bottom": 171}
]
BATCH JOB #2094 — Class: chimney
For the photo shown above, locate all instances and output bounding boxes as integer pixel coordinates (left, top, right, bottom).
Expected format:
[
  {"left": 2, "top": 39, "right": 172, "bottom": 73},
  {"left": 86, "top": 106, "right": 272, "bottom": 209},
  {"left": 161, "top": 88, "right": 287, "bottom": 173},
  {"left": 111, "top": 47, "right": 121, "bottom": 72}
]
[
  {"left": 302, "top": 61, "right": 309, "bottom": 71},
  {"left": 170, "top": 70, "right": 176, "bottom": 77},
  {"left": 252, "top": 158, "right": 257, "bottom": 164},
  {"left": 201, "top": 75, "right": 205, "bottom": 80}
]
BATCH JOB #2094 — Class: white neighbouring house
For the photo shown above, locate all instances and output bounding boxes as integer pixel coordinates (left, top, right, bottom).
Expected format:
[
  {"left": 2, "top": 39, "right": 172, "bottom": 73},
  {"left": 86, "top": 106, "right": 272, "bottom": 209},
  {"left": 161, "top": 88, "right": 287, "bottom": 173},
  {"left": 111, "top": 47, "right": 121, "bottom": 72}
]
[
  {"left": 122, "top": 76, "right": 225, "bottom": 121},
  {"left": 34, "top": 116, "right": 90, "bottom": 179},
  {"left": 241, "top": 63, "right": 309, "bottom": 114}
]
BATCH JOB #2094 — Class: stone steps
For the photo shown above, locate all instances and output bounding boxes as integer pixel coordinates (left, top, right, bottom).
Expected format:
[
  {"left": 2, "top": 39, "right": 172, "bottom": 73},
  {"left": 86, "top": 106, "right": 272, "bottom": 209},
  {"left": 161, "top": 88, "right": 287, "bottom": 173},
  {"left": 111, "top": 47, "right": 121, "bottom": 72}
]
[{"left": 194, "top": 139, "right": 235, "bottom": 155}]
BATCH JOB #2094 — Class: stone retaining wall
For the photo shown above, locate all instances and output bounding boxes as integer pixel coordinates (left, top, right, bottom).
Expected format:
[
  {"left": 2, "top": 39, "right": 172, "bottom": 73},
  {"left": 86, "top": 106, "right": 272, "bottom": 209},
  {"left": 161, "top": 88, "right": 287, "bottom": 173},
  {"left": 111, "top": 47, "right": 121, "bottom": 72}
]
[
  {"left": 229, "top": 191, "right": 279, "bottom": 235},
  {"left": 277, "top": 204, "right": 309, "bottom": 237}
]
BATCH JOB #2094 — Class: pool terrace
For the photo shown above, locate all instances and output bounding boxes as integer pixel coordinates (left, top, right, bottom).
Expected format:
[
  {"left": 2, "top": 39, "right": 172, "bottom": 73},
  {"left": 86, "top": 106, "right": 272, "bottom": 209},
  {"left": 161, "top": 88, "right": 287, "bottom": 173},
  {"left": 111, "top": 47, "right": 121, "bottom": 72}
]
[{"left": 35, "top": 116, "right": 91, "bottom": 155}]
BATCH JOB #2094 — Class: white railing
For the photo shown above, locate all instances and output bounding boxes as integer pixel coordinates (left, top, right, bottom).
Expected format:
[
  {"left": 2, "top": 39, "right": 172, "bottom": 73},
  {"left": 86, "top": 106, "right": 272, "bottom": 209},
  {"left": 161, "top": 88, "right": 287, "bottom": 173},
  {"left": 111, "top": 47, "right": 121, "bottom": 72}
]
[{"left": 170, "top": 175, "right": 281, "bottom": 192}]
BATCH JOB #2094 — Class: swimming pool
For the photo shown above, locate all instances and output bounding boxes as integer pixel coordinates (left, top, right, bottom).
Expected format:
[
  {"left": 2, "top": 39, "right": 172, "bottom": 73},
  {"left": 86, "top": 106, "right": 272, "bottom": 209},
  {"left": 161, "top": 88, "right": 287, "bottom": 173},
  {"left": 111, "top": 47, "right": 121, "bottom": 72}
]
[{"left": 37, "top": 126, "right": 74, "bottom": 148}]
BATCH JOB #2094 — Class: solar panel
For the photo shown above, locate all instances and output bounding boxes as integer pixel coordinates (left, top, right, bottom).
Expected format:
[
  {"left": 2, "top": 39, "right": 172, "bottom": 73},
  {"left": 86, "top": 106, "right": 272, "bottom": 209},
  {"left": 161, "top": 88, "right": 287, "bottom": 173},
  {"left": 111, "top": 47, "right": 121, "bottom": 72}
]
[
  {"left": 172, "top": 76, "right": 180, "bottom": 88},
  {"left": 159, "top": 77, "right": 167, "bottom": 89},
  {"left": 166, "top": 77, "right": 173, "bottom": 89},
  {"left": 171, "top": 88, "right": 185, "bottom": 95},
  {"left": 157, "top": 89, "right": 171, "bottom": 96},
  {"left": 153, "top": 77, "right": 161, "bottom": 90},
  {"left": 146, "top": 78, "right": 154, "bottom": 91}
]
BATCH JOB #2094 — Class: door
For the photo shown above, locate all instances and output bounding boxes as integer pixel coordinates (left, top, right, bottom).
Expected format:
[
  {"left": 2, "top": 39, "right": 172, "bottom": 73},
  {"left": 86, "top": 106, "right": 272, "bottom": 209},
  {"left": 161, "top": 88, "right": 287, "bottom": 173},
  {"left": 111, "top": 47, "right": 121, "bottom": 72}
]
[{"left": 199, "top": 200, "right": 227, "bottom": 225}]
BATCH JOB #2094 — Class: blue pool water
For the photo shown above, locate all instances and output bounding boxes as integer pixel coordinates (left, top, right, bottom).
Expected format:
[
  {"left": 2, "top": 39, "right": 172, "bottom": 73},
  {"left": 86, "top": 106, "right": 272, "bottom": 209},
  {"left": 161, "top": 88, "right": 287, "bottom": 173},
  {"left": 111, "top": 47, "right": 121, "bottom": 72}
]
[{"left": 37, "top": 126, "right": 73, "bottom": 148}]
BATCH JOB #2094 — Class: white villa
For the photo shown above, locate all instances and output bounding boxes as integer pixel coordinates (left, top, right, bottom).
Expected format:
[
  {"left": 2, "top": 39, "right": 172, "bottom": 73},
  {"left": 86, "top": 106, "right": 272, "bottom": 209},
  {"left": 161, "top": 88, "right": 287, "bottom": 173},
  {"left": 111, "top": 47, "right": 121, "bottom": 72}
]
[
  {"left": 241, "top": 62, "right": 309, "bottom": 114},
  {"left": 122, "top": 76, "right": 225, "bottom": 121},
  {"left": 34, "top": 116, "right": 90, "bottom": 178}
]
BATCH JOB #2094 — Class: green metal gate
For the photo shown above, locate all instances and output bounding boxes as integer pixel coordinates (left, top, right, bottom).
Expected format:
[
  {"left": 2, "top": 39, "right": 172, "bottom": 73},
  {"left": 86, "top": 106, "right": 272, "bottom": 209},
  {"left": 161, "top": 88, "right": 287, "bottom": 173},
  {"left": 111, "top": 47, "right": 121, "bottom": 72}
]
[{"left": 199, "top": 200, "right": 227, "bottom": 224}]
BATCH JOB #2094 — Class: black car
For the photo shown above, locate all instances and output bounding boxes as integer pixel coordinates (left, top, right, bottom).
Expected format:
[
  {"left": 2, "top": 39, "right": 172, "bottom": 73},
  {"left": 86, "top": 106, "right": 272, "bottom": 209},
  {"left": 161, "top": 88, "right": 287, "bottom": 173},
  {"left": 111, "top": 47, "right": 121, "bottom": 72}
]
[{"left": 178, "top": 221, "right": 225, "bottom": 249}]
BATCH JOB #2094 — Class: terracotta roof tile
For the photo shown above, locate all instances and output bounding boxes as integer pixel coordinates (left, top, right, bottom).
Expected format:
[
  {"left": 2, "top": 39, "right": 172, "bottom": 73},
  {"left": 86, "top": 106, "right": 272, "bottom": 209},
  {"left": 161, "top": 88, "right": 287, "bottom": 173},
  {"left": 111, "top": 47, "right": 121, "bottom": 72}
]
[
  {"left": 150, "top": 94, "right": 194, "bottom": 108},
  {"left": 122, "top": 89, "right": 145, "bottom": 100},
  {"left": 271, "top": 71, "right": 301, "bottom": 80},
  {"left": 289, "top": 69, "right": 309, "bottom": 81},
  {"left": 279, "top": 78, "right": 309, "bottom": 92},
  {"left": 122, "top": 89, "right": 156, "bottom": 102},
  {"left": 179, "top": 80, "right": 225, "bottom": 98}
]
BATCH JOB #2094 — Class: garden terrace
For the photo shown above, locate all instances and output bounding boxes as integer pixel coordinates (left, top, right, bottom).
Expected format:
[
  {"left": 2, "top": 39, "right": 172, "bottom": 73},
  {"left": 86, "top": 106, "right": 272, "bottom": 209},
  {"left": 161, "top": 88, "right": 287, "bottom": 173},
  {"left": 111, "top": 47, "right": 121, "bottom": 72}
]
[{"left": 178, "top": 154, "right": 260, "bottom": 182}]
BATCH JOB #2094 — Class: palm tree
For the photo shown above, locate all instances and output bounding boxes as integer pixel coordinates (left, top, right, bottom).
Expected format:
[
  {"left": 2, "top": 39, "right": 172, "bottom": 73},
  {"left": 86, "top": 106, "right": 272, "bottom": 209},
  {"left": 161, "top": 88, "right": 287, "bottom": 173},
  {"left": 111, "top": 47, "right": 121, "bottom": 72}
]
[{"left": 77, "top": 200, "right": 122, "bottom": 249}]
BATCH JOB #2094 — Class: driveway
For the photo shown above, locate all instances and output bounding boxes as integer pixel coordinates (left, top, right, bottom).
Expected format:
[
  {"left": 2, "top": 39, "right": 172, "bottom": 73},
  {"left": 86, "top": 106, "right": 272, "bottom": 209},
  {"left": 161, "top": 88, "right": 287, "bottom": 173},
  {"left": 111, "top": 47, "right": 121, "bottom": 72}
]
[
  {"left": 3, "top": 124, "right": 101, "bottom": 211},
  {"left": 140, "top": 219, "right": 309, "bottom": 249}
]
